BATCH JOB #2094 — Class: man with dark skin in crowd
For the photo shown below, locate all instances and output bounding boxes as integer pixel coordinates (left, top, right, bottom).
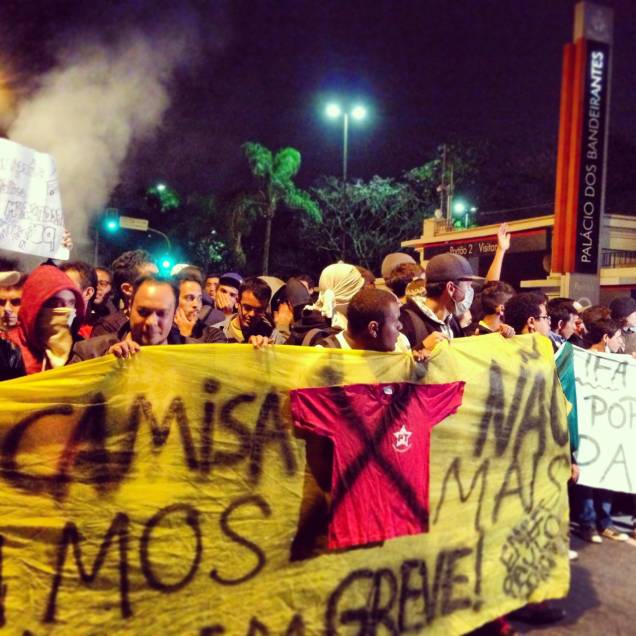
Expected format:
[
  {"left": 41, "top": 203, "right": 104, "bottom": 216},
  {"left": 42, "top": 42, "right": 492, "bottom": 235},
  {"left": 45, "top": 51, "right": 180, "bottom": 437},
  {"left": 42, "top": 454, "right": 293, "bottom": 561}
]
[{"left": 317, "top": 287, "right": 403, "bottom": 351}]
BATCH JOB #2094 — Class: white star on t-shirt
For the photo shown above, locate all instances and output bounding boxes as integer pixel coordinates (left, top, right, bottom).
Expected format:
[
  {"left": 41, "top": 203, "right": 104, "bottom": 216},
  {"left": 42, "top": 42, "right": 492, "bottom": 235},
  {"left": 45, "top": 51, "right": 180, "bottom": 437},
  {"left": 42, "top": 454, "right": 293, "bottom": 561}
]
[{"left": 393, "top": 424, "right": 413, "bottom": 449}]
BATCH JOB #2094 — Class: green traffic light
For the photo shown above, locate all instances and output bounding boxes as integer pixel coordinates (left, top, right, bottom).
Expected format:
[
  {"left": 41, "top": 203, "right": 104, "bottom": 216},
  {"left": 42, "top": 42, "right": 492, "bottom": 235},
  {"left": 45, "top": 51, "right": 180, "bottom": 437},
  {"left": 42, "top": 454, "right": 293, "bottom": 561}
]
[
  {"left": 159, "top": 257, "right": 173, "bottom": 271},
  {"left": 453, "top": 201, "right": 467, "bottom": 215}
]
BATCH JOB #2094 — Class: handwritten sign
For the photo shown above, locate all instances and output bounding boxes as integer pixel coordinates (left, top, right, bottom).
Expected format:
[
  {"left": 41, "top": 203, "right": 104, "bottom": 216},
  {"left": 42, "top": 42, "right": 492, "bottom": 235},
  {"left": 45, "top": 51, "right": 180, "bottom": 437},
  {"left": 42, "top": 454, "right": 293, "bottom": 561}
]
[
  {"left": 573, "top": 345, "right": 636, "bottom": 492},
  {"left": 0, "top": 336, "right": 570, "bottom": 634},
  {"left": 0, "top": 138, "right": 68, "bottom": 260}
]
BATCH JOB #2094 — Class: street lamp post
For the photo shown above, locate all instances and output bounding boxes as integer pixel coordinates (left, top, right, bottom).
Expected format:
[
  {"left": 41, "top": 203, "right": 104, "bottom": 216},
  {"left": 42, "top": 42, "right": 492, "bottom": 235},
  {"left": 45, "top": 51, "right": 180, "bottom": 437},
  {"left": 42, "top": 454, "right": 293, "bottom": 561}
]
[
  {"left": 325, "top": 102, "right": 367, "bottom": 258},
  {"left": 146, "top": 227, "right": 172, "bottom": 251}
]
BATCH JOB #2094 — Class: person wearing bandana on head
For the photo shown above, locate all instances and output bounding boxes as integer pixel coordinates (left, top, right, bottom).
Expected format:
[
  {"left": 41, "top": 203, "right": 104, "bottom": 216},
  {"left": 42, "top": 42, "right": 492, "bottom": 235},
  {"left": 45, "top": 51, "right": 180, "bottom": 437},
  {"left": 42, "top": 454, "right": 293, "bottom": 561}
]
[{"left": 7, "top": 265, "right": 85, "bottom": 374}]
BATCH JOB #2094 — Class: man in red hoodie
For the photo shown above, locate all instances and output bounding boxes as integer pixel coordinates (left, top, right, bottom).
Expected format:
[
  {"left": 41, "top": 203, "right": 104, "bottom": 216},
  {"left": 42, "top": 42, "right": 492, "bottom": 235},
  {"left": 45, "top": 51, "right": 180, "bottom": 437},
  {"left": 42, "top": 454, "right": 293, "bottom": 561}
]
[{"left": 8, "top": 265, "right": 85, "bottom": 374}]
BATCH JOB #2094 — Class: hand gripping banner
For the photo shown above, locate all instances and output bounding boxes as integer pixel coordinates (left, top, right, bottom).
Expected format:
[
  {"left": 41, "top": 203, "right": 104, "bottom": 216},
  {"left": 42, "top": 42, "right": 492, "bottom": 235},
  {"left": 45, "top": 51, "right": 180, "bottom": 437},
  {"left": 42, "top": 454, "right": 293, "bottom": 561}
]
[{"left": 0, "top": 334, "right": 570, "bottom": 634}]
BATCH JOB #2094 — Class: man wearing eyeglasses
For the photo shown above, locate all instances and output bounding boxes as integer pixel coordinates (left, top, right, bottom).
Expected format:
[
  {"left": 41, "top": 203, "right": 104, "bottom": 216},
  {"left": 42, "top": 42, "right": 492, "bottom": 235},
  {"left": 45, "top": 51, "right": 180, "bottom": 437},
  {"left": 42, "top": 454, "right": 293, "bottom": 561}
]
[
  {"left": 211, "top": 277, "right": 286, "bottom": 344},
  {"left": 503, "top": 292, "right": 551, "bottom": 337}
]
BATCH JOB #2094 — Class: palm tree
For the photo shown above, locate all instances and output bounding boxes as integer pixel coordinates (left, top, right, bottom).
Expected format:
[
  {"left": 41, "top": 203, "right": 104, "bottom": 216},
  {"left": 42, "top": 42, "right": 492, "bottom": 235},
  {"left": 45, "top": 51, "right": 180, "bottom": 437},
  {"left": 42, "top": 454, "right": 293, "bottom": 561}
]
[{"left": 241, "top": 142, "right": 321, "bottom": 273}]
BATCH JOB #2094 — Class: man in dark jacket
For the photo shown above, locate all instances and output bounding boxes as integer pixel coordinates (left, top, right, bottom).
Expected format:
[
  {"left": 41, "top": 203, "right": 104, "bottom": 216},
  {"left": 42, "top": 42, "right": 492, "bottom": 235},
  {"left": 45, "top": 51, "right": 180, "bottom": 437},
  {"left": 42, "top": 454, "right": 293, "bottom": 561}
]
[
  {"left": 211, "top": 277, "right": 285, "bottom": 344},
  {"left": 0, "top": 270, "right": 26, "bottom": 380},
  {"left": 69, "top": 276, "right": 194, "bottom": 362},
  {"left": 400, "top": 253, "right": 483, "bottom": 351},
  {"left": 91, "top": 250, "right": 158, "bottom": 337}
]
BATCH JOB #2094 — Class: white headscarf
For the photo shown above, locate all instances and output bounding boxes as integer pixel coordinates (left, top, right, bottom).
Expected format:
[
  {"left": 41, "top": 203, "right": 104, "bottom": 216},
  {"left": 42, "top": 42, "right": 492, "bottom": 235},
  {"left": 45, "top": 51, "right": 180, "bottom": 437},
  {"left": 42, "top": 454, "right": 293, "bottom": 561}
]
[{"left": 306, "top": 263, "right": 364, "bottom": 329}]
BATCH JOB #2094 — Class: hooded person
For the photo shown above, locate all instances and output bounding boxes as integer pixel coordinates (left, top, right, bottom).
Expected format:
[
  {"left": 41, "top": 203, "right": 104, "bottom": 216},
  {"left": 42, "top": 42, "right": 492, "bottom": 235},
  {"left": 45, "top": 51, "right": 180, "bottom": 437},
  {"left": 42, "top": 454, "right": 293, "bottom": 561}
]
[
  {"left": 9, "top": 265, "right": 85, "bottom": 374},
  {"left": 287, "top": 263, "right": 364, "bottom": 346}
]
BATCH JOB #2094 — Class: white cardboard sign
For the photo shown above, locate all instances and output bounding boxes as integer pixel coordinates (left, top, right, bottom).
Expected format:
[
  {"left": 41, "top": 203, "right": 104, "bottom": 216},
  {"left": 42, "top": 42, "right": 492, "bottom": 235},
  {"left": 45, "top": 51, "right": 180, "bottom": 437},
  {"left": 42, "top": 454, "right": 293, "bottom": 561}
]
[
  {"left": 0, "top": 139, "right": 68, "bottom": 260},
  {"left": 573, "top": 345, "right": 636, "bottom": 493}
]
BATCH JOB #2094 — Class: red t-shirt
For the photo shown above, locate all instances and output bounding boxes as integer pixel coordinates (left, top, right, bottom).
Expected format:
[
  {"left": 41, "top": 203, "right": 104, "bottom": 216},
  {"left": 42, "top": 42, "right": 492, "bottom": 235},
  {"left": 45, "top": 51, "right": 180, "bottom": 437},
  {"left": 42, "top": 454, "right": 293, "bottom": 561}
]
[{"left": 290, "top": 381, "right": 465, "bottom": 550}]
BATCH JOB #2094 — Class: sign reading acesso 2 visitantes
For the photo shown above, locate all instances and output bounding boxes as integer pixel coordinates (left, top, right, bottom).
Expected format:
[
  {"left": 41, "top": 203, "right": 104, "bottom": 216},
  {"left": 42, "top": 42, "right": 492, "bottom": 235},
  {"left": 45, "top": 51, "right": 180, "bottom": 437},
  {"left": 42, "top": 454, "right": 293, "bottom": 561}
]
[{"left": 574, "top": 41, "right": 610, "bottom": 274}]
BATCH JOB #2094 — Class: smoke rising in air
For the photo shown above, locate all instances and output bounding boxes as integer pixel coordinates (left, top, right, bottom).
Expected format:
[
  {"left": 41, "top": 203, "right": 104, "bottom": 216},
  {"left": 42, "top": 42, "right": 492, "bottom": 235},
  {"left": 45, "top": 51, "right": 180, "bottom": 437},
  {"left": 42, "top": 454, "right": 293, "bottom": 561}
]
[{"left": 7, "top": 31, "right": 192, "bottom": 258}]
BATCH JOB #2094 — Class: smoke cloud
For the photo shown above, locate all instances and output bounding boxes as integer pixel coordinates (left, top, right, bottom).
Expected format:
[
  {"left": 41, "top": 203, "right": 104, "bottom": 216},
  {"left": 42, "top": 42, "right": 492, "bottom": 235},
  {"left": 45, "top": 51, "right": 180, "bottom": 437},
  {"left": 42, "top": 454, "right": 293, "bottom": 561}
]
[{"left": 8, "top": 30, "right": 193, "bottom": 259}]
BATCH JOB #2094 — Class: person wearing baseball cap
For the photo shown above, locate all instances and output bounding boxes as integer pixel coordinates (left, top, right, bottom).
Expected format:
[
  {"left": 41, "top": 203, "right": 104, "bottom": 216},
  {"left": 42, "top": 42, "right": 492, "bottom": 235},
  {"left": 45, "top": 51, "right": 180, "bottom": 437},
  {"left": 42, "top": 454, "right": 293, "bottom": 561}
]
[
  {"left": 215, "top": 272, "right": 243, "bottom": 316},
  {"left": 400, "top": 253, "right": 484, "bottom": 351},
  {"left": 609, "top": 295, "right": 636, "bottom": 355}
]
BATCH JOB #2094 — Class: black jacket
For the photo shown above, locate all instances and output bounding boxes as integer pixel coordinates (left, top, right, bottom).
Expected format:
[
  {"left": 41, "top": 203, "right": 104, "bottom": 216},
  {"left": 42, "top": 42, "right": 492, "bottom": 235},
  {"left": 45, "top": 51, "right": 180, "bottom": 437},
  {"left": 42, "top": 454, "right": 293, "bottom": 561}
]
[
  {"left": 91, "top": 310, "right": 128, "bottom": 337},
  {"left": 400, "top": 299, "right": 464, "bottom": 348},
  {"left": 286, "top": 309, "right": 340, "bottom": 346},
  {"left": 68, "top": 323, "right": 190, "bottom": 364},
  {"left": 0, "top": 338, "right": 26, "bottom": 381}
]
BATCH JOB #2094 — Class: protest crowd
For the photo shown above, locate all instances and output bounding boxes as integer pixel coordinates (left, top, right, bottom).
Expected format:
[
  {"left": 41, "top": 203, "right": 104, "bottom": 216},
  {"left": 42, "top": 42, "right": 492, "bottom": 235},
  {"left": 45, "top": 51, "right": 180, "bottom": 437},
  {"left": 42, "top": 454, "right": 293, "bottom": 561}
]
[{"left": 0, "top": 223, "right": 635, "bottom": 636}]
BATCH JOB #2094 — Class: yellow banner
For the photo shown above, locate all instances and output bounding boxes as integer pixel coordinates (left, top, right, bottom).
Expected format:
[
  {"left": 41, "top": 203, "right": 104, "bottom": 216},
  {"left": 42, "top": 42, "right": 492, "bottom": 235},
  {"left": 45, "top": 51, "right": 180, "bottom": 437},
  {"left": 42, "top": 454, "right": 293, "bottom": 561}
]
[{"left": 0, "top": 334, "right": 570, "bottom": 635}]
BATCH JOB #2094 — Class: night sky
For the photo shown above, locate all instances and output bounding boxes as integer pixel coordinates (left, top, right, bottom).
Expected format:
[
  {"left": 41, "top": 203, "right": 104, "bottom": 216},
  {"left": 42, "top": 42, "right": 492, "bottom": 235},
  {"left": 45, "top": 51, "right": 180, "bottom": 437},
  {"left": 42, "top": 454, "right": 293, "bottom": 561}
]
[{"left": 2, "top": 0, "right": 636, "bottom": 203}]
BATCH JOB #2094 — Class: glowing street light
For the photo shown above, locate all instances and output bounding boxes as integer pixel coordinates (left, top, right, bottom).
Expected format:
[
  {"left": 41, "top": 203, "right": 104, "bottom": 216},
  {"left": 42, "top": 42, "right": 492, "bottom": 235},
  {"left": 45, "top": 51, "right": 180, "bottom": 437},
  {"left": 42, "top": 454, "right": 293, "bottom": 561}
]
[
  {"left": 324, "top": 101, "right": 368, "bottom": 183},
  {"left": 452, "top": 198, "right": 478, "bottom": 228},
  {"left": 453, "top": 201, "right": 467, "bottom": 216},
  {"left": 324, "top": 101, "right": 369, "bottom": 257},
  {"left": 351, "top": 105, "right": 367, "bottom": 120},
  {"left": 325, "top": 103, "right": 342, "bottom": 119}
]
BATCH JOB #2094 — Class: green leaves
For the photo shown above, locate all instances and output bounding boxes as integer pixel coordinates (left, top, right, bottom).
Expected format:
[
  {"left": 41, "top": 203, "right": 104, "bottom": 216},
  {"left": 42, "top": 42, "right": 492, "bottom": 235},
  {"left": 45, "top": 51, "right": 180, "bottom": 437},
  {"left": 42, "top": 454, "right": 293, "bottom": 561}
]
[
  {"left": 272, "top": 147, "right": 301, "bottom": 183},
  {"left": 240, "top": 141, "right": 320, "bottom": 272},
  {"left": 284, "top": 186, "right": 322, "bottom": 222},
  {"left": 243, "top": 142, "right": 273, "bottom": 178}
]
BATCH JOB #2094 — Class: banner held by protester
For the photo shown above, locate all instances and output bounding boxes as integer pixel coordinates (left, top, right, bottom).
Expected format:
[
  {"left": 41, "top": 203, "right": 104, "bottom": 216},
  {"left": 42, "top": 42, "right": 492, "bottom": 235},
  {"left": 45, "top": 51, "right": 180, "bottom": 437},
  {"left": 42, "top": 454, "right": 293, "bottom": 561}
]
[
  {"left": 0, "top": 138, "right": 68, "bottom": 261},
  {"left": 0, "top": 335, "right": 570, "bottom": 634},
  {"left": 573, "top": 345, "right": 636, "bottom": 493}
]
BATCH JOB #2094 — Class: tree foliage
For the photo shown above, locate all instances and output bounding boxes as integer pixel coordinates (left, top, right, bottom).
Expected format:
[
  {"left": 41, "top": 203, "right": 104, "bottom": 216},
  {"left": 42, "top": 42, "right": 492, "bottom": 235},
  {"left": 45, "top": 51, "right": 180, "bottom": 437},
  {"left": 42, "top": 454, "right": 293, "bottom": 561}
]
[
  {"left": 235, "top": 142, "right": 321, "bottom": 273},
  {"left": 304, "top": 176, "right": 429, "bottom": 271}
]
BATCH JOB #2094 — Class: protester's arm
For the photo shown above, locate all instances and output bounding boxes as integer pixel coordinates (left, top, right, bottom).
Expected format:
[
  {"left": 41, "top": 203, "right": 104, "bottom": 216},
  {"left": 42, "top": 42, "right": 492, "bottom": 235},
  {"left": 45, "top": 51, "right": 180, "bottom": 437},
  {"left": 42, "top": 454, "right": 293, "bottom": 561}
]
[{"left": 485, "top": 223, "right": 510, "bottom": 282}]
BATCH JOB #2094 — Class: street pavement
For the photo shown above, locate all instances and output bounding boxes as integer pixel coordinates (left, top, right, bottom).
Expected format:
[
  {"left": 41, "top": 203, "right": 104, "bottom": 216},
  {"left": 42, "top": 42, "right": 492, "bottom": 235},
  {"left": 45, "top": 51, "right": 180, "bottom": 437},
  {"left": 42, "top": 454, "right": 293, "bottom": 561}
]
[{"left": 510, "top": 515, "right": 636, "bottom": 635}]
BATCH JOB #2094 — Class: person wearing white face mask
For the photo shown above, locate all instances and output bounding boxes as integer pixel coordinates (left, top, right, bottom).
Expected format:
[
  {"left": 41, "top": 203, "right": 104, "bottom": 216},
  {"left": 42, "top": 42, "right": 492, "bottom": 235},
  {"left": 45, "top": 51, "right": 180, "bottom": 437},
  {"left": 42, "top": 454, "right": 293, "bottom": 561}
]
[
  {"left": 7, "top": 265, "right": 85, "bottom": 374},
  {"left": 400, "top": 253, "right": 484, "bottom": 353}
]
